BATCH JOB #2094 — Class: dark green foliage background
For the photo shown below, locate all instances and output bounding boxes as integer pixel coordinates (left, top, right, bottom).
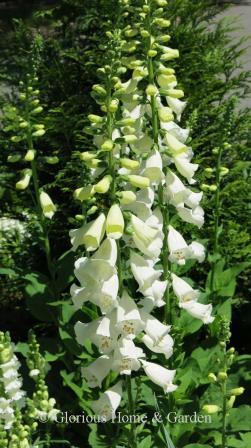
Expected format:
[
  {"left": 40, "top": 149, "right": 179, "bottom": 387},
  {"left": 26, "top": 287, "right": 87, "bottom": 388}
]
[{"left": 0, "top": 0, "right": 250, "bottom": 447}]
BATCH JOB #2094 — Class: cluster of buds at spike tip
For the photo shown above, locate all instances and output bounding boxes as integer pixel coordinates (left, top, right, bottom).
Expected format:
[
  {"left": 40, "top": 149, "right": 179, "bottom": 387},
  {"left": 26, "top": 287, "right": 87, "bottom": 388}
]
[{"left": 3, "top": 74, "right": 56, "bottom": 216}]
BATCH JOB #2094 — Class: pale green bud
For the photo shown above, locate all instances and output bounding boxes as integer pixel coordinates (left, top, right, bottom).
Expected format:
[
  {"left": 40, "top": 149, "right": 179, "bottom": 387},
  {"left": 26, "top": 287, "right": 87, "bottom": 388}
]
[
  {"left": 80, "top": 151, "right": 97, "bottom": 161},
  {"left": 140, "top": 30, "right": 150, "bottom": 38},
  {"left": 75, "top": 214, "right": 84, "bottom": 221},
  {"left": 0, "top": 347, "right": 12, "bottom": 364},
  {"left": 158, "top": 34, "right": 171, "bottom": 43},
  {"left": 116, "top": 118, "right": 136, "bottom": 127},
  {"left": 120, "top": 158, "right": 140, "bottom": 170},
  {"left": 124, "top": 28, "right": 138, "bottom": 38},
  {"left": 92, "top": 84, "right": 106, "bottom": 95},
  {"left": 218, "top": 371, "right": 228, "bottom": 381},
  {"left": 45, "top": 156, "right": 59, "bottom": 164},
  {"left": 146, "top": 84, "right": 158, "bottom": 96},
  {"left": 227, "top": 395, "right": 236, "bottom": 409},
  {"left": 74, "top": 186, "right": 95, "bottom": 202},
  {"left": 155, "top": 0, "right": 168, "bottom": 6},
  {"left": 158, "top": 65, "right": 175, "bottom": 75},
  {"left": 101, "top": 139, "right": 114, "bottom": 152},
  {"left": 154, "top": 18, "right": 171, "bottom": 28},
  {"left": 19, "top": 121, "right": 29, "bottom": 129},
  {"left": 209, "top": 185, "right": 217, "bottom": 192},
  {"left": 11, "top": 136, "right": 22, "bottom": 143},
  {"left": 94, "top": 175, "right": 112, "bottom": 194},
  {"left": 212, "top": 147, "right": 220, "bottom": 154},
  {"left": 85, "top": 158, "right": 101, "bottom": 168},
  {"left": 127, "top": 174, "right": 150, "bottom": 188},
  {"left": 220, "top": 167, "right": 229, "bottom": 176},
  {"left": 40, "top": 191, "right": 56, "bottom": 219},
  {"left": 16, "top": 169, "right": 32, "bottom": 190},
  {"left": 19, "top": 93, "right": 26, "bottom": 101},
  {"left": 106, "top": 204, "right": 124, "bottom": 239},
  {"left": 205, "top": 167, "right": 214, "bottom": 173},
  {"left": 123, "top": 134, "right": 138, "bottom": 144},
  {"left": 157, "top": 74, "right": 176, "bottom": 87},
  {"left": 208, "top": 373, "right": 217, "bottom": 383},
  {"left": 31, "top": 99, "right": 40, "bottom": 106},
  {"left": 33, "top": 124, "right": 45, "bottom": 130},
  {"left": 33, "top": 89, "right": 40, "bottom": 95},
  {"left": 32, "top": 106, "right": 43, "bottom": 114},
  {"left": 166, "top": 89, "right": 184, "bottom": 99},
  {"left": 87, "top": 206, "right": 98, "bottom": 216},
  {"left": 148, "top": 50, "right": 158, "bottom": 57},
  {"left": 160, "top": 49, "right": 179, "bottom": 61},
  {"left": 7, "top": 154, "right": 21, "bottom": 163},
  {"left": 108, "top": 99, "right": 119, "bottom": 112},
  {"left": 32, "top": 129, "right": 46, "bottom": 137},
  {"left": 24, "top": 149, "right": 36, "bottom": 161},
  {"left": 228, "top": 347, "right": 235, "bottom": 354},
  {"left": 202, "top": 405, "right": 220, "bottom": 414},
  {"left": 88, "top": 114, "right": 103, "bottom": 124},
  {"left": 119, "top": 190, "right": 137, "bottom": 205},
  {"left": 158, "top": 107, "right": 174, "bottom": 122},
  {"left": 229, "top": 387, "right": 245, "bottom": 396}
]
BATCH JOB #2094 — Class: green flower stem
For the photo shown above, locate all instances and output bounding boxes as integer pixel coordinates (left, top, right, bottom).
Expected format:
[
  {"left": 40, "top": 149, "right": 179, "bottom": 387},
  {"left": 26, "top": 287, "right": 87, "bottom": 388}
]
[
  {"left": 210, "top": 145, "right": 223, "bottom": 293},
  {"left": 146, "top": 4, "right": 171, "bottom": 325},
  {"left": 126, "top": 375, "right": 136, "bottom": 448},
  {"left": 24, "top": 85, "right": 56, "bottom": 287},
  {"left": 221, "top": 344, "right": 228, "bottom": 448}
]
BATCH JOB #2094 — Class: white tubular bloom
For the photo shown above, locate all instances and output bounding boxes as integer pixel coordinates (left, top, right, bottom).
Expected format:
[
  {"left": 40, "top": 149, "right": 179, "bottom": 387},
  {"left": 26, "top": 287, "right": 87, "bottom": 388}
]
[
  {"left": 106, "top": 204, "right": 124, "bottom": 239},
  {"left": 168, "top": 225, "right": 189, "bottom": 265},
  {"left": 171, "top": 273, "right": 200, "bottom": 304},
  {"left": 165, "top": 170, "right": 188, "bottom": 205},
  {"left": 141, "top": 311, "right": 173, "bottom": 359},
  {"left": 131, "top": 214, "right": 163, "bottom": 259},
  {"left": 91, "top": 381, "right": 123, "bottom": 422},
  {"left": 82, "top": 355, "right": 111, "bottom": 388},
  {"left": 143, "top": 149, "right": 164, "bottom": 184},
  {"left": 39, "top": 191, "right": 56, "bottom": 219},
  {"left": 181, "top": 302, "right": 214, "bottom": 324},
  {"left": 130, "top": 251, "right": 161, "bottom": 291},
  {"left": 166, "top": 96, "right": 186, "bottom": 121},
  {"left": 116, "top": 291, "right": 144, "bottom": 339},
  {"left": 189, "top": 241, "right": 206, "bottom": 263},
  {"left": 141, "top": 361, "right": 177, "bottom": 394},
  {"left": 123, "top": 187, "right": 155, "bottom": 221},
  {"left": 75, "top": 313, "right": 117, "bottom": 354},
  {"left": 173, "top": 153, "right": 198, "bottom": 184},
  {"left": 69, "top": 213, "right": 106, "bottom": 251},
  {"left": 177, "top": 205, "right": 204, "bottom": 228},
  {"left": 113, "top": 338, "right": 145, "bottom": 375}
]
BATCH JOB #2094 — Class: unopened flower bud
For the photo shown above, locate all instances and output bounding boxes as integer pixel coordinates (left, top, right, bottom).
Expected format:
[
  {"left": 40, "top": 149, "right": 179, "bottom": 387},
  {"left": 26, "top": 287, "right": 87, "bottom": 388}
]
[
  {"left": 32, "top": 106, "right": 43, "bottom": 114},
  {"left": 119, "top": 191, "right": 137, "bottom": 205},
  {"left": 92, "top": 84, "right": 106, "bottom": 95},
  {"left": 227, "top": 395, "right": 236, "bottom": 409},
  {"left": 94, "top": 175, "right": 112, "bottom": 194},
  {"left": 45, "top": 156, "right": 59, "bottom": 164},
  {"left": 101, "top": 139, "right": 114, "bottom": 152},
  {"left": 158, "top": 107, "right": 174, "bottom": 122},
  {"left": 80, "top": 151, "right": 96, "bottom": 161},
  {"left": 220, "top": 167, "right": 229, "bottom": 176},
  {"left": 87, "top": 206, "right": 98, "bottom": 216},
  {"left": 208, "top": 373, "right": 217, "bottom": 383},
  {"left": 88, "top": 114, "right": 103, "bottom": 124},
  {"left": 127, "top": 174, "right": 150, "bottom": 188},
  {"left": 19, "top": 93, "right": 26, "bottom": 101},
  {"left": 16, "top": 169, "right": 32, "bottom": 190},
  {"left": 108, "top": 99, "right": 119, "bottom": 112},
  {"left": 140, "top": 30, "right": 150, "bottom": 38},
  {"left": 74, "top": 186, "right": 95, "bottom": 202},
  {"left": 24, "top": 149, "right": 36, "bottom": 161},
  {"left": 32, "top": 129, "right": 46, "bottom": 137},
  {"left": 154, "top": 18, "right": 171, "bottom": 28},
  {"left": 146, "top": 84, "right": 158, "bottom": 96},
  {"left": 123, "top": 134, "right": 138, "bottom": 144},
  {"left": 212, "top": 147, "right": 220, "bottom": 154},
  {"left": 86, "top": 158, "right": 102, "bottom": 168},
  {"left": 202, "top": 405, "right": 220, "bottom": 414},
  {"left": 155, "top": 0, "right": 168, "bottom": 5},
  {"left": 166, "top": 89, "right": 184, "bottom": 99},
  {"left": 40, "top": 191, "right": 56, "bottom": 219},
  {"left": 218, "top": 371, "right": 228, "bottom": 381},
  {"left": 209, "top": 185, "right": 217, "bottom": 192},
  {"left": 229, "top": 387, "right": 244, "bottom": 396},
  {"left": 7, "top": 154, "right": 21, "bottom": 163},
  {"left": 19, "top": 121, "right": 29, "bottom": 129},
  {"left": 205, "top": 167, "right": 214, "bottom": 173},
  {"left": 148, "top": 50, "right": 158, "bottom": 57},
  {"left": 120, "top": 158, "right": 139, "bottom": 170}
]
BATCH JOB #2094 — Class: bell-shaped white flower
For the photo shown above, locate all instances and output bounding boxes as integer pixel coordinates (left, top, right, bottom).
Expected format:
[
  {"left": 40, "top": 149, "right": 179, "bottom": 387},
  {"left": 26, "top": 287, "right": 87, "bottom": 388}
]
[
  {"left": 131, "top": 134, "right": 153, "bottom": 154},
  {"left": 92, "top": 237, "right": 117, "bottom": 266},
  {"left": 181, "top": 301, "right": 214, "bottom": 324},
  {"left": 139, "top": 279, "right": 167, "bottom": 310},
  {"left": 173, "top": 154, "right": 198, "bottom": 184},
  {"left": 141, "top": 360, "right": 177, "bottom": 393},
  {"left": 185, "top": 191, "right": 203, "bottom": 208},
  {"left": 168, "top": 225, "right": 190, "bottom": 265},
  {"left": 75, "top": 313, "right": 117, "bottom": 354},
  {"left": 143, "top": 149, "right": 164, "bottom": 184},
  {"left": 123, "top": 187, "right": 155, "bottom": 221},
  {"left": 171, "top": 273, "right": 199, "bottom": 304},
  {"left": 164, "top": 170, "right": 188, "bottom": 206},
  {"left": 82, "top": 355, "right": 111, "bottom": 388},
  {"left": 166, "top": 96, "right": 186, "bottom": 121},
  {"left": 130, "top": 251, "right": 161, "bottom": 291},
  {"left": 141, "top": 311, "right": 173, "bottom": 359},
  {"left": 91, "top": 381, "right": 123, "bottom": 422},
  {"left": 161, "top": 121, "right": 189, "bottom": 144},
  {"left": 165, "top": 132, "right": 187, "bottom": 156},
  {"left": 106, "top": 204, "right": 124, "bottom": 239},
  {"left": 116, "top": 291, "right": 144, "bottom": 338},
  {"left": 112, "top": 338, "right": 145, "bottom": 375},
  {"left": 189, "top": 241, "right": 206, "bottom": 263},
  {"left": 177, "top": 205, "right": 204, "bottom": 228},
  {"left": 69, "top": 213, "right": 106, "bottom": 251},
  {"left": 40, "top": 192, "right": 56, "bottom": 219},
  {"left": 131, "top": 214, "right": 163, "bottom": 259}
]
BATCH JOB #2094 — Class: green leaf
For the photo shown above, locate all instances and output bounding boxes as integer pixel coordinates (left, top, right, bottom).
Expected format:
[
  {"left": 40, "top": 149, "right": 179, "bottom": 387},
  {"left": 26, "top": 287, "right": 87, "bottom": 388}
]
[
  {"left": 183, "top": 445, "right": 212, "bottom": 448},
  {"left": 24, "top": 272, "right": 55, "bottom": 322},
  {"left": 228, "top": 405, "right": 251, "bottom": 431},
  {"left": 138, "top": 435, "right": 152, "bottom": 448},
  {"left": 0, "top": 267, "right": 17, "bottom": 276},
  {"left": 55, "top": 250, "right": 75, "bottom": 292}
]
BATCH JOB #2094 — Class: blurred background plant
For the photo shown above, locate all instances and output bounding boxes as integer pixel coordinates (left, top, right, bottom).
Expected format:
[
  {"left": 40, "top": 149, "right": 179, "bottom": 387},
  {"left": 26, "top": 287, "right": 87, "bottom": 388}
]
[{"left": 0, "top": 0, "right": 250, "bottom": 447}]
